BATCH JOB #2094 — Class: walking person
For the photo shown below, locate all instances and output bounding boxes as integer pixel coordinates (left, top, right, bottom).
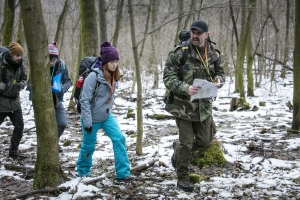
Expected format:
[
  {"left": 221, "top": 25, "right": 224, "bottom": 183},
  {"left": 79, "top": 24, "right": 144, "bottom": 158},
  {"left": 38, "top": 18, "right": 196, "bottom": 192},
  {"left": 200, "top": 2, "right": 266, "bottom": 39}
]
[
  {"left": 0, "top": 42, "right": 27, "bottom": 158},
  {"left": 77, "top": 41, "right": 133, "bottom": 182},
  {"left": 163, "top": 20, "right": 225, "bottom": 192},
  {"left": 48, "top": 41, "right": 72, "bottom": 153}
]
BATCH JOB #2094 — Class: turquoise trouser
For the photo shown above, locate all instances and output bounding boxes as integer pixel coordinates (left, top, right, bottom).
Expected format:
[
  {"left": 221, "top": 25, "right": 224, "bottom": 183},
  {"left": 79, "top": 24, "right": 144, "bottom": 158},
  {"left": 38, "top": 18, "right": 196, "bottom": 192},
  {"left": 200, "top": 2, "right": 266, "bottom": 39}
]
[{"left": 77, "top": 113, "right": 131, "bottom": 179}]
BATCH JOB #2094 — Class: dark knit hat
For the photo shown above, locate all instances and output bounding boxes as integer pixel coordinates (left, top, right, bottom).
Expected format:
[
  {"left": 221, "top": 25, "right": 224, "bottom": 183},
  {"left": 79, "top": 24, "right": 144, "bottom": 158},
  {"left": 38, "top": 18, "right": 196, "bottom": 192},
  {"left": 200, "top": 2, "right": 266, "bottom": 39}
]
[
  {"left": 9, "top": 42, "right": 23, "bottom": 56},
  {"left": 190, "top": 20, "right": 208, "bottom": 33},
  {"left": 100, "top": 41, "right": 119, "bottom": 65},
  {"left": 48, "top": 41, "right": 59, "bottom": 58}
]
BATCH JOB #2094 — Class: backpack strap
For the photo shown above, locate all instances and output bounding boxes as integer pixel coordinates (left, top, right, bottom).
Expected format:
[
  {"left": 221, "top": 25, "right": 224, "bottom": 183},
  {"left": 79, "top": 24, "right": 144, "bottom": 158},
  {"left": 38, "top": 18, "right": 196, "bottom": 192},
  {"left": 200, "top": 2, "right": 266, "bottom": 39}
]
[{"left": 179, "top": 40, "right": 189, "bottom": 81}]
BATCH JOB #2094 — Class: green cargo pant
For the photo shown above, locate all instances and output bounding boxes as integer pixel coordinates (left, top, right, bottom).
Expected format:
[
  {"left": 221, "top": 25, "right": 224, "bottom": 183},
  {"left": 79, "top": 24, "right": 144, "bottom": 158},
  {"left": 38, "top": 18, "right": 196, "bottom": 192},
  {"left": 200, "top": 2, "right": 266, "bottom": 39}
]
[{"left": 175, "top": 116, "right": 216, "bottom": 180}]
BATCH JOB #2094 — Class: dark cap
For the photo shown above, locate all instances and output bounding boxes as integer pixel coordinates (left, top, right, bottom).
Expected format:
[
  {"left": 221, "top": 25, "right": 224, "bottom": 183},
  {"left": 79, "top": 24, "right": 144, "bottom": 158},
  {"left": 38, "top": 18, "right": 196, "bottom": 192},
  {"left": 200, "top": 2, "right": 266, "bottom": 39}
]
[{"left": 190, "top": 20, "right": 208, "bottom": 33}]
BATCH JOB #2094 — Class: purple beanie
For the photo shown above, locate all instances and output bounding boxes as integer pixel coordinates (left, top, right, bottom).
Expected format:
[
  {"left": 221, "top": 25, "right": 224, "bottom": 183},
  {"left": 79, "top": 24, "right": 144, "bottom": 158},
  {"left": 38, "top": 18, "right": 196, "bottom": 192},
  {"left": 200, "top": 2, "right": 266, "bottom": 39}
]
[{"left": 100, "top": 41, "right": 119, "bottom": 64}]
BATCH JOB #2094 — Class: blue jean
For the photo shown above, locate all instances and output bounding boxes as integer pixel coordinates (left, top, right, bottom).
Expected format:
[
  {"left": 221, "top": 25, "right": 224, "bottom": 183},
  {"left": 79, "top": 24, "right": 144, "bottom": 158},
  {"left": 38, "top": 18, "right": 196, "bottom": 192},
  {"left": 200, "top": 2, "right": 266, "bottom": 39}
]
[{"left": 77, "top": 113, "right": 131, "bottom": 179}]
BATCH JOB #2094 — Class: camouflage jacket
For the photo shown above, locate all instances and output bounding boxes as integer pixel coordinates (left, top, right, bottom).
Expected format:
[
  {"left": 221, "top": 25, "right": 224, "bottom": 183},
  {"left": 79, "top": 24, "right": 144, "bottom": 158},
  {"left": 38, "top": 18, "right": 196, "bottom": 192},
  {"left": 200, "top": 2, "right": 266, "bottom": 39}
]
[{"left": 163, "top": 41, "right": 225, "bottom": 122}]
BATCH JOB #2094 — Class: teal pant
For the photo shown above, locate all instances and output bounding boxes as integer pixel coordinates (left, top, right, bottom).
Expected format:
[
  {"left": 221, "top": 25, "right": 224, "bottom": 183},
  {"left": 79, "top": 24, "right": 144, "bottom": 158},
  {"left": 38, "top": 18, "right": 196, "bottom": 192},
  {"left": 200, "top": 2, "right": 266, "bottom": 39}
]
[{"left": 77, "top": 113, "right": 131, "bottom": 179}]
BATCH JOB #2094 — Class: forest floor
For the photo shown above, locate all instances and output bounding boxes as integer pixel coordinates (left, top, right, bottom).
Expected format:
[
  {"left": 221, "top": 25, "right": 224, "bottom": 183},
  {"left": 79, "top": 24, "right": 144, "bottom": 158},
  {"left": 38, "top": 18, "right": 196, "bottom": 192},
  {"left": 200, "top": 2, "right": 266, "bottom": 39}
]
[{"left": 1, "top": 73, "right": 300, "bottom": 199}]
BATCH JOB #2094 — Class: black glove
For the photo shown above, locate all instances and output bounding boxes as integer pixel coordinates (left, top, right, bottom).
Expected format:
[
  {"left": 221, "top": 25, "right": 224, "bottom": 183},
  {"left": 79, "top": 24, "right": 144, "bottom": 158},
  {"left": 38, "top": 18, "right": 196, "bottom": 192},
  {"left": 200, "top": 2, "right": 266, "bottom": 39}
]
[
  {"left": 84, "top": 126, "right": 92, "bottom": 134},
  {"left": 18, "top": 81, "right": 26, "bottom": 90}
]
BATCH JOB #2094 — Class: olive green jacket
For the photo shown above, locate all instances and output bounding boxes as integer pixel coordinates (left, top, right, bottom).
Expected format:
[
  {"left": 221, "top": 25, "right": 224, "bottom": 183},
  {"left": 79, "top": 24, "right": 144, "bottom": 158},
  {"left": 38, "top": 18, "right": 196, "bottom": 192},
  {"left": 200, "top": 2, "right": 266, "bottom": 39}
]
[
  {"left": 163, "top": 41, "right": 225, "bottom": 122},
  {"left": 0, "top": 52, "right": 27, "bottom": 112}
]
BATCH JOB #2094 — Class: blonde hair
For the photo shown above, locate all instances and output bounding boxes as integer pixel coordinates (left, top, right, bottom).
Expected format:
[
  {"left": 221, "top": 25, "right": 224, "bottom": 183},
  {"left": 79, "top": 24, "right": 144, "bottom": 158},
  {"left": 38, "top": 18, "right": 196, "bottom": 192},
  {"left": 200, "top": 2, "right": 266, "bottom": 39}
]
[{"left": 102, "top": 63, "right": 121, "bottom": 82}]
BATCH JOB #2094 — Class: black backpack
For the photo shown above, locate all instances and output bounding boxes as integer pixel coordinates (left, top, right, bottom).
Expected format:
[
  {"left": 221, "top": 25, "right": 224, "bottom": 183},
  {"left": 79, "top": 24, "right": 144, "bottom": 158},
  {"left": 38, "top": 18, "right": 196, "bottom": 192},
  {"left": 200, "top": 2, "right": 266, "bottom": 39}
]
[
  {"left": 0, "top": 46, "right": 9, "bottom": 83},
  {"left": 73, "top": 56, "right": 101, "bottom": 113}
]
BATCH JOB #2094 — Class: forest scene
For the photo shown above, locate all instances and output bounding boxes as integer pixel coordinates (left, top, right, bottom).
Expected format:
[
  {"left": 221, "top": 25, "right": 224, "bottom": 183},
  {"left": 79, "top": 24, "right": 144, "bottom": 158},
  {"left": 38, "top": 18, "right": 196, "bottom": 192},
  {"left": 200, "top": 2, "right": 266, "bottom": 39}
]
[{"left": 0, "top": 0, "right": 300, "bottom": 199}]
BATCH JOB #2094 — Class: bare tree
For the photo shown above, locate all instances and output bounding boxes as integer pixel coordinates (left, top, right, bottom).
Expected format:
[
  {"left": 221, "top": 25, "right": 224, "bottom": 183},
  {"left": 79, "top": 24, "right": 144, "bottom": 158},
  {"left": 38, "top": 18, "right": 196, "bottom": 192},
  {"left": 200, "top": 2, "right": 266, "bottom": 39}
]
[
  {"left": 127, "top": 0, "right": 144, "bottom": 155},
  {"left": 54, "top": 0, "right": 69, "bottom": 46},
  {"left": 20, "top": 0, "right": 66, "bottom": 189}
]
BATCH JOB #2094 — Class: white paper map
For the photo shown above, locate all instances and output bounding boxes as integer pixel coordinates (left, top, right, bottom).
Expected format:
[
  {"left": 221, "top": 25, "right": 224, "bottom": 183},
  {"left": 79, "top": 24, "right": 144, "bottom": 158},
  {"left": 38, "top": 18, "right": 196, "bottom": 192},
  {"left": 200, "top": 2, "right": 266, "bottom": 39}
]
[{"left": 191, "top": 79, "right": 218, "bottom": 101}]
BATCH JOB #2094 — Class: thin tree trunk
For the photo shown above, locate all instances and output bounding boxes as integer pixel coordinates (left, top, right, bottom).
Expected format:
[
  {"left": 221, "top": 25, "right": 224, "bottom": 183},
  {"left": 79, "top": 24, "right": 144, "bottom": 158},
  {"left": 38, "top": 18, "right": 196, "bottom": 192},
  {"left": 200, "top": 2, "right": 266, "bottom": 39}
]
[
  {"left": 99, "top": 0, "right": 107, "bottom": 42},
  {"left": 281, "top": 0, "right": 290, "bottom": 79},
  {"left": 54, "top": 0, "right": 69, "bottom": 45},
  {"left": 16, "top": 13, "right": 23, "bottom": 45},
  {"left": 112, "top": 0, "right": 125, "bottom": 48},
  {"left": 128, "top": 0, "right": 143, "bottom": 155},
  {"left": 292, "top": 0, "right": 300, "bottom": 130},
  {"left": 229, "top": 0, "right": 239, "bottom": 46},
  {"left": 174, "top": 0, "right": 183, "bottom": 46},
  {"left": 20, "top": 0, "right": 66, "bottom": 189},
  {"left": 183, "top": 0, "right": 196, "bottom": 29},
  {"left": 2, "top": 0, "right": 15, "bottom": 45},
  {"left": 150, "top": 0, "right": 158, "bottom": 89}
]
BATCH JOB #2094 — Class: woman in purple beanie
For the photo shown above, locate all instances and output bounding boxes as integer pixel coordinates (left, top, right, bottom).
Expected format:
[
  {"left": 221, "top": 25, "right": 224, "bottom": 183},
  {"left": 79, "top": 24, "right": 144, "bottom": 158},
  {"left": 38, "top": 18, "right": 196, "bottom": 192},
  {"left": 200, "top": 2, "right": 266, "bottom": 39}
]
[{"left": 77, "top": 41, "right": 134, "bottom": 182}]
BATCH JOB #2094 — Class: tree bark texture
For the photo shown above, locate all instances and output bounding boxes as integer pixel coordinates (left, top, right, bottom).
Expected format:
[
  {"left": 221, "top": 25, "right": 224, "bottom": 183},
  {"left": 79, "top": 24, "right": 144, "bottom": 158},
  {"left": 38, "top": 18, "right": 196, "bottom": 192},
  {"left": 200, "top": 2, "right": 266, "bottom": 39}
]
[
  {"left": 79, "top": 0, "right": 98, "bottom": 57},
  {"left": 54, "top": 0, "right": 69, "bottom": 46},
  {"left": 128, "top": 0, "right": 144, "bottom": 155},
  {"left": 2, "top": 0, "right": 15, "bottom": 46},
  {"left": 20, "top": 0, "right": 66, "bottom": 189},
  {"left": 99, "top": 0, "right": 108, "bottom": 42},
  {"left": 112, "top": 0, "right": 125, "bottom": 48},
  {"left": 292, "top": 0, "right": 300, "bottom": 130}
]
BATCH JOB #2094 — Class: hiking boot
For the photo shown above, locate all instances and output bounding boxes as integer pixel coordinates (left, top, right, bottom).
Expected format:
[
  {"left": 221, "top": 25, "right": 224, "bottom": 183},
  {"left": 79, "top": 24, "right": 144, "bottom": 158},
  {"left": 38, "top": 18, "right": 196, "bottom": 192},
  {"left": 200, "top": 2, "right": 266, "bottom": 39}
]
[
  {"left": 177, "top": 179, "right": 194, "bottom": 192},
  {"left": 171, "top": 140, "right": 180, "bottom": 168},
  {"left": 9, "top": 152, "right": 27, "bottom": 159},
  {"left": 116, "top": 176, "right": 135, "bottom": 183}
]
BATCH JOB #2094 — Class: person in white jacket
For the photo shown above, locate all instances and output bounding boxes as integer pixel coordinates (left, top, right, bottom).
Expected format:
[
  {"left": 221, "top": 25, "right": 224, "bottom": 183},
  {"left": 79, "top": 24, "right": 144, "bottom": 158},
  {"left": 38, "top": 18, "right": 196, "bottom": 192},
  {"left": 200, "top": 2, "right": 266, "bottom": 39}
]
[{"left": 77, "top": 41, "right": 134, "bottom": 182}]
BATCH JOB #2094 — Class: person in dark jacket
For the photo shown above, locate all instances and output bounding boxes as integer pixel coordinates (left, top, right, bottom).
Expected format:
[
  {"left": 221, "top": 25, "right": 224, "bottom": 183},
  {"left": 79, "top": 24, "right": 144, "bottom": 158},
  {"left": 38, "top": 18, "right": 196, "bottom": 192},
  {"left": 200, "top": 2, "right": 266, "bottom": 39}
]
[
  {"left": 48, "top": 41, "right": 72, "bottom": 153},
  {"left": 0, "top": 42, "right": 27, "bottom": 158},
  {"left": 163, "top": 20, "right": 225, "bottom": 192},
  {"left": 77, "top": 41, "right": 134, "bottom": 182}
]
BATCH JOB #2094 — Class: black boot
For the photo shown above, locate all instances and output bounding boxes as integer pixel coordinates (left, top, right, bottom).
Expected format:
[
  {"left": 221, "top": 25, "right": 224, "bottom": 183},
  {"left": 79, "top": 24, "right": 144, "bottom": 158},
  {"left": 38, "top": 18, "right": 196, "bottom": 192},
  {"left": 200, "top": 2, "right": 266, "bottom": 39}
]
[
  {"left": 177, "top": 178, "right": 194, "bottom": 192},
  {"left": 57, "top": 125, "right": 66, "bottom": 153}
]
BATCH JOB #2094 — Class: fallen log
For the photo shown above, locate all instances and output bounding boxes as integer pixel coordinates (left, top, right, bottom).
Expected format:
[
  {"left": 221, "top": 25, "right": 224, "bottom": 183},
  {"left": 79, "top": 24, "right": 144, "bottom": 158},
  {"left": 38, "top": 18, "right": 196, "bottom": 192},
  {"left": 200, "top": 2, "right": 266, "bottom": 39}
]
[
  {"left": 130, "top": 159, "right": 159, "bottom": 173},
  {"left": 15, "top": 187, "right": 69, "bottom": 199}
]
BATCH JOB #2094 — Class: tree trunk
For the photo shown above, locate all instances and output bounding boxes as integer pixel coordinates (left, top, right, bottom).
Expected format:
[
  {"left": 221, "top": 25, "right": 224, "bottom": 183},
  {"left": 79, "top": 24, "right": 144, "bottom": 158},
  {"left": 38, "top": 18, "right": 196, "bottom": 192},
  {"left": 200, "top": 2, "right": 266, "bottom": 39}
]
[
  {"left": 150, "top": 0, "right": 158, "bottom": 89},
  {"left": 20, "top": 0, "right": 66, "bottom": 189},
  {"left": 99, "top": 0, "right": 107, "bottom": 42},
  {"left": 2, "top": 0, "right": 15, "bottom": 45},
  {"left": 54, "top": 0, "right": 69, "bottom": 46},
  {"left": 235, "top": 1, "right": 246, "bottom": 95},
  {"left": 16, "top": 13, "right": 23, "bottom": 45},
  {"left": 112, "top": 0, "right": 125, "bottom": 48},
  {"left": 281, "top": 0, "right": 290, "bottom": 79},
  {"left": 79, "top": 0, "right": 98, "bottom": 57},
  {"left": 292, "top": 0, "right": 300, "bottom": 130},
  {"left": 173, "top": 0, "right": 183, "bottom": 46},
  {"left": 183, "top": 0, "right": 196, "bottom": 29},
  {"left": 128, "top": 0, "right": 144, "bottom": 155},
  {"left": 246, "top": 23, "right": 254, "bottom": 97}
]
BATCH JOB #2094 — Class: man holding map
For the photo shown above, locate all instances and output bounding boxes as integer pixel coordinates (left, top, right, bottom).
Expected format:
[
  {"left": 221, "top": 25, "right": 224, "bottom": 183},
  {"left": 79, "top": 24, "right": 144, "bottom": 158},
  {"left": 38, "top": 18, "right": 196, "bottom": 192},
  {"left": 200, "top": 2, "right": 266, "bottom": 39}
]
[{"left": 163, "top": 20, "right": 225, "bottom": 192}]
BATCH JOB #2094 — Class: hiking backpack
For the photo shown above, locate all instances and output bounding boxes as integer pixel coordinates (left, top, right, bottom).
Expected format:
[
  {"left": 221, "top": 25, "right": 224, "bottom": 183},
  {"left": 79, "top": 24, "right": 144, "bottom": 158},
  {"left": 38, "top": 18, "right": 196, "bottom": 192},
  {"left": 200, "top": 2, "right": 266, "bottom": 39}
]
[
  {"left": 0, "top": 46, "right": 9, "bottom": 83},
  {"left": 73, "top": 56, "right": 100, "bottom": 113}
]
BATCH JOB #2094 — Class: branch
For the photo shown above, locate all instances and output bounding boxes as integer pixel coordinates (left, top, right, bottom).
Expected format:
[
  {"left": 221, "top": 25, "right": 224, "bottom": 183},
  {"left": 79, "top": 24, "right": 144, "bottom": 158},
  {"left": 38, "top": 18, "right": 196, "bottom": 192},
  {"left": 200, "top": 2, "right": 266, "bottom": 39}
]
[
  {"left": 255, "top": 53, "right": 293, "bottom": 71},
  {"left": 130, "top": 159, "right": 159, "bottom": 173},
  {"left": 135, "top": 2, "right": 231, "bottom": 47},
  {"left": 15, "top": 187, "right": 69, "bottom": 199}
]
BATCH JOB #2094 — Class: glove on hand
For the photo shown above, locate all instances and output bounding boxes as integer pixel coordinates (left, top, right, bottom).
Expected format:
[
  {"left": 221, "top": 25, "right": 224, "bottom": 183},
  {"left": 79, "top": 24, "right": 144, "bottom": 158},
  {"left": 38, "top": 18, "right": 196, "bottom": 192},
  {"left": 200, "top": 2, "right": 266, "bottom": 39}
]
[
  {"left": 84, "top": 126, "right": 92, "bottom": 134},
  {"left": 0, "top": 82, "right": 6, "bottom": 91},
  {"left": 18, "top": 81, "right": 26, "bottom": 90}
]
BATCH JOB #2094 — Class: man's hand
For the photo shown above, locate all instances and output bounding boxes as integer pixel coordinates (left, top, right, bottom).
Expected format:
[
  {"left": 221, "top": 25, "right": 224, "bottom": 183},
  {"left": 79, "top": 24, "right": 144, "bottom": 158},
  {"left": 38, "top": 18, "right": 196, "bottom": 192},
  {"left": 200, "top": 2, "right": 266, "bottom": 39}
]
[
  {"left": 0, "top": 82, "right": 6, "bottom": 91},
  {"left": 18, "top": 81, "right": 26, "bottom": 90},
  {"left": 84, "top": 126, "right": 92, "bottom": 134},
  {"left": 214, "top": 76, "right": 223, "bottom": 88},
  {"left": 188, "top": 85, "right": 200, "bottom": 96}
]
